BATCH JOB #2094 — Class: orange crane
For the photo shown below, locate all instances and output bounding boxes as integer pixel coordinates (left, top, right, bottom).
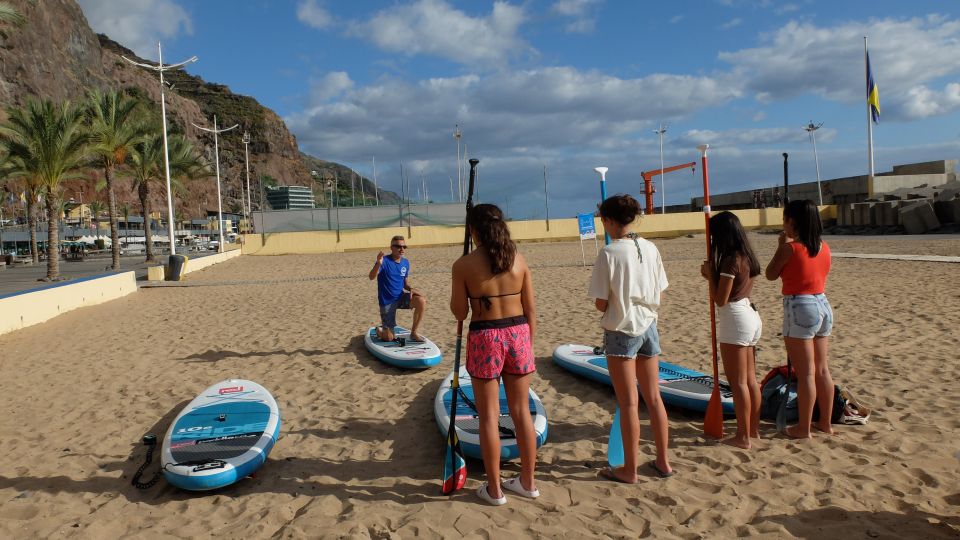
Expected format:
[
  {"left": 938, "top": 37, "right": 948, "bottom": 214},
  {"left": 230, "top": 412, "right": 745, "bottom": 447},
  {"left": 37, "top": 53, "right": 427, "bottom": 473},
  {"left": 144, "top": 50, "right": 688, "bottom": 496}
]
[{"left": 640, "top": 161, "right": 696, "bottom": 214}]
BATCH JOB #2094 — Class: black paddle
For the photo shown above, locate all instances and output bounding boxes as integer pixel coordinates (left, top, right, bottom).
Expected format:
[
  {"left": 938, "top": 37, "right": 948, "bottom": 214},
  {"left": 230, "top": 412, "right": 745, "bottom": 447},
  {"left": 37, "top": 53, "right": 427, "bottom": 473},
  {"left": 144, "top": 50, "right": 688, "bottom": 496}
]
[{"left": 441, "top": 158, "right": 479, "bottom": 495}]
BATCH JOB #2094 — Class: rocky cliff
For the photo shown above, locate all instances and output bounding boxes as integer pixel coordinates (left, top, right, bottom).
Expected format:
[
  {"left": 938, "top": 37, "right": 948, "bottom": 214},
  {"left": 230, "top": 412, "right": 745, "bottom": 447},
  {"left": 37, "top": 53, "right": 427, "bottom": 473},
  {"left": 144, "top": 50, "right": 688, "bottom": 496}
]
[{"left": 0, "top": 0, "right": 390, "bottom": 219}]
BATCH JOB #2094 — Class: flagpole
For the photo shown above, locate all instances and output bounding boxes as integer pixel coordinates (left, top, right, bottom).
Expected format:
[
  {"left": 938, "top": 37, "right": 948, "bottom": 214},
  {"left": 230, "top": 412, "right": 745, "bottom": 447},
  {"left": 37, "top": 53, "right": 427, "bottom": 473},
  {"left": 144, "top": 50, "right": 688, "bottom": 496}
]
[{"left": 865, "top": 36, "right": 876, "bottom": 197}]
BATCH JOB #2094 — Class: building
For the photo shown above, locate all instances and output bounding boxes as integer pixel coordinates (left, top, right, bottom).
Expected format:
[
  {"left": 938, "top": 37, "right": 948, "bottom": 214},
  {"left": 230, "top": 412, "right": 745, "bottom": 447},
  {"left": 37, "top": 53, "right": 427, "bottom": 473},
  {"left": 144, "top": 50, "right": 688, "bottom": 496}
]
[
  {"left": 690, "top": 160, "right": 958, "bottom": 211},
  {"left": 265, "top": 186, "right": 315, "bottom": 210}
]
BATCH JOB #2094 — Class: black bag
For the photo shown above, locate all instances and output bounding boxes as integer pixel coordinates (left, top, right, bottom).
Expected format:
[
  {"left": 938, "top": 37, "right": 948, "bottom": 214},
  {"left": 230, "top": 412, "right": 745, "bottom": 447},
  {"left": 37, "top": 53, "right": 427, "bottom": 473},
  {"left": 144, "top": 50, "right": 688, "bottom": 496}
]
[{"left": 760, "top": 365, "right": 845, "bottom": 424}]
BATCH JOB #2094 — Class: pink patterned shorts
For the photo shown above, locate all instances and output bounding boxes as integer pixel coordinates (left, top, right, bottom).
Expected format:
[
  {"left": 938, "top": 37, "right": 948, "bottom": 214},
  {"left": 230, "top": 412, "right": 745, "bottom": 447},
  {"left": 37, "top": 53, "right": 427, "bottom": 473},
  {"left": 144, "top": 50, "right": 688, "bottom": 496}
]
[{"left": 466, "top": 316, "right": 535, "bottom": 379}]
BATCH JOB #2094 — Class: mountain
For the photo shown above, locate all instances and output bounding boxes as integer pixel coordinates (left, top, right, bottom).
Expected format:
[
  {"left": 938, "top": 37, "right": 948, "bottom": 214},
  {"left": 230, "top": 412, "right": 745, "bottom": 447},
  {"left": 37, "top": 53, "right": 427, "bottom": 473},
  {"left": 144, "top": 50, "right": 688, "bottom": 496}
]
[{"left": 0, "top": 0, "right": 395, "bottom": 218}]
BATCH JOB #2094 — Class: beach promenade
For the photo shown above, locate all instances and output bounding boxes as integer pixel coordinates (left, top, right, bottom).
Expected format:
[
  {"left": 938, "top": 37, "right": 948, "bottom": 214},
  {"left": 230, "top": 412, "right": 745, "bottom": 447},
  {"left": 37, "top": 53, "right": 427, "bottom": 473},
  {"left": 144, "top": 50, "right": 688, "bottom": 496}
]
[{"left": 0, "top": 233, "right": 956, "bottom": 538}]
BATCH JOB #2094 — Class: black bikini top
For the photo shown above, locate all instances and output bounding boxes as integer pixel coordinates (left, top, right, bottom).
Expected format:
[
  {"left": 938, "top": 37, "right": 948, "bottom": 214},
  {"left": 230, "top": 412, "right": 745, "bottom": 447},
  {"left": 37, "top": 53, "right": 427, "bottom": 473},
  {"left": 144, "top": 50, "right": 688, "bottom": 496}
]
[{"left": 468, "top": 290, "right": 522, "bottom": 312}]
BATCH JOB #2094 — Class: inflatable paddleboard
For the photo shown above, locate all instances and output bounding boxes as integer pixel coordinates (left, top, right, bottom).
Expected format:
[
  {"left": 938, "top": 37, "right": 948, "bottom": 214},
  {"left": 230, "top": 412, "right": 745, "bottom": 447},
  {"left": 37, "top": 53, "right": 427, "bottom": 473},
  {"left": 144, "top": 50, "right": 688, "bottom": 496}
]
[
  {"left": 434, "top": 366, "right": 548, "bottom": 460},
  {"left": 553, "top": 344, "right": 735, "bottom": 414},
  {"left": 364, "top": 326, "right": 442, "bottom": 369},
  {"left": 161, "top": 379, "right": 281, "bottom": 491}
]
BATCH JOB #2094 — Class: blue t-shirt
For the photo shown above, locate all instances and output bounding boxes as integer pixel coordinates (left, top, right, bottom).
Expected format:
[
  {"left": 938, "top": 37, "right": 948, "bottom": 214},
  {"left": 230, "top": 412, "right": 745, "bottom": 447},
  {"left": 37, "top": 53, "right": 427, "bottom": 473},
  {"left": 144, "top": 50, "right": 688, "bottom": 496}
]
[{"left": 377, "top": 256, "right": 410, "bottom": 306}]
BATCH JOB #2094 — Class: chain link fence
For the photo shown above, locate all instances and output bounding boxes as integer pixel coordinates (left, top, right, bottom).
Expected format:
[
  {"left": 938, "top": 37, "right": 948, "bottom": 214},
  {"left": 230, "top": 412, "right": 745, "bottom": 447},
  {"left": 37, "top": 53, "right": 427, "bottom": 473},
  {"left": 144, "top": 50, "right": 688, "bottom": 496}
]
[{"left": 252, "top": 203, "right": 466, "bottom": 233}]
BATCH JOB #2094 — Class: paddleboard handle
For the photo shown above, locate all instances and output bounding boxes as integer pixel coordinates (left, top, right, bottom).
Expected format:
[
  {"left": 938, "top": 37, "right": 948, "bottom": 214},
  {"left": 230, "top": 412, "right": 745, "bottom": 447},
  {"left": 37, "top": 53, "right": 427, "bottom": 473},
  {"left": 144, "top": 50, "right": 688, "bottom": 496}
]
[
  {"left": 217, "top": 414, "right": 226, "bottom": 422},
  {"left": 142, "top": 434, "right": 157, "bottom": 446}
]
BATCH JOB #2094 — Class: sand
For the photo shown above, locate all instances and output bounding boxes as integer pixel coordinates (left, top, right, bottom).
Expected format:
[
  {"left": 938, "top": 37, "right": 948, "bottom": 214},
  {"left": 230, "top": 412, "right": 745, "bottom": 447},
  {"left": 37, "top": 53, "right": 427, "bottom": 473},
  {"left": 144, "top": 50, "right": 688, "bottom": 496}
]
[{"left": 0, "top": 233, "right": 957, "bottom": 538}]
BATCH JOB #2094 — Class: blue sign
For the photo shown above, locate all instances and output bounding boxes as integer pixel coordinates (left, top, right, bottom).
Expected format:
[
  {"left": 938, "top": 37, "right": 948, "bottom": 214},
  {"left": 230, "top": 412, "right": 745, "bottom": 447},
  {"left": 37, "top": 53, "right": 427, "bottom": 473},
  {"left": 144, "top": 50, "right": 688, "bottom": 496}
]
[{"left": 577, "top": 213, "right": 596, "bottom": 240}]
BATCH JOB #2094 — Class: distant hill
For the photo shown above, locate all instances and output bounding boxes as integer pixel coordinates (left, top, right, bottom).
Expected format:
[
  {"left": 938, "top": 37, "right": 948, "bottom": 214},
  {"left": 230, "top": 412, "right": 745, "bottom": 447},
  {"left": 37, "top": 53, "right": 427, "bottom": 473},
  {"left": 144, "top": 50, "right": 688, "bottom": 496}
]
[{"left": 299, "top": 153, "right": 400, "bottom": 206}]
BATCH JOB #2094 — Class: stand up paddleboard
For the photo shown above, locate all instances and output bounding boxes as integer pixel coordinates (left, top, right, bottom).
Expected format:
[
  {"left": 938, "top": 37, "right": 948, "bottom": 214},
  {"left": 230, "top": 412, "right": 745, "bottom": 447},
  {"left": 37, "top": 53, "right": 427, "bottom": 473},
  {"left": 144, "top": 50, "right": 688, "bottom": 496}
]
[
  {"left": 553, "top": 344, "right": 735, "bottom": 414},
  {"left": 364, "top": 326, "right": 442, "bottom": 369},
  {"left": 434, "top": 366, "right": 548, "bottom": 460},
  {"left": 160, "top": 379, "right": 281, "bottom": 491}
]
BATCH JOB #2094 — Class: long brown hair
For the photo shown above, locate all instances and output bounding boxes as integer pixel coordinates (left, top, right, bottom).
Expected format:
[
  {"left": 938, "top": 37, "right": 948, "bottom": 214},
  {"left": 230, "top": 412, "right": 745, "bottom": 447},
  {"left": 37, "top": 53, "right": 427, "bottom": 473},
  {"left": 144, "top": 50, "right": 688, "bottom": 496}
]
[{"left": 467, "top": 203, "right": 516, "bottom": 274}]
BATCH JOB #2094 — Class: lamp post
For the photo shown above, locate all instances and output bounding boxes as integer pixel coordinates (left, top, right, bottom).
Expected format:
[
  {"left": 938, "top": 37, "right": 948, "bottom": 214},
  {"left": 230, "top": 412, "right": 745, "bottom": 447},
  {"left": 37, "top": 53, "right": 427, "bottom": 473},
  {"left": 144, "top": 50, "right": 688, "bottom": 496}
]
[
  {"left": 543, "top": 164, "right": 550, "bottom": 231},
  {"left": 654, "top": 123, "right": 668, "bottom": 214},
  {"left": 804, "top": 121, "right": 824, "bottom": 205},
  {"left": 242, "top": 131, "right": 253, "bottom": 231},
  {"left": 454, "top": 124, "right": 462, "bottom": 202},
  {"left": 372, "top": 156, "right": 380, "bottom": 205},
  {"left": 122, "top": 43, "right": 197, "bottom": 255},
  {"left": 191, "top": 115, "right": 239, "bottom": 253},
  {"left": 594, "top": 166, "right": 610, "bottom": 245}
]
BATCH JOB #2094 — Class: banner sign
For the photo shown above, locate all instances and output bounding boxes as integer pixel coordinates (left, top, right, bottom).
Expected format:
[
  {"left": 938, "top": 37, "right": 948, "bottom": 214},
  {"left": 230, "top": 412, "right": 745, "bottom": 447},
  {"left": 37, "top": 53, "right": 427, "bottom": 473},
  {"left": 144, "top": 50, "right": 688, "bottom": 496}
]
[{"left": 577, "top": 213, "right": 596, "bottom": 240}]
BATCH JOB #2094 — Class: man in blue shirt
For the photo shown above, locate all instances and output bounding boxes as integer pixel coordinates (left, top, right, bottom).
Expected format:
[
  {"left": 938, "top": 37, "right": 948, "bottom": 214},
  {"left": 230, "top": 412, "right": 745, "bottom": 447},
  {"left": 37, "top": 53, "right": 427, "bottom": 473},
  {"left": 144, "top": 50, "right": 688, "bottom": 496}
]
[{"left": 368, "top": 235, "right": 427, "bottom": 341}]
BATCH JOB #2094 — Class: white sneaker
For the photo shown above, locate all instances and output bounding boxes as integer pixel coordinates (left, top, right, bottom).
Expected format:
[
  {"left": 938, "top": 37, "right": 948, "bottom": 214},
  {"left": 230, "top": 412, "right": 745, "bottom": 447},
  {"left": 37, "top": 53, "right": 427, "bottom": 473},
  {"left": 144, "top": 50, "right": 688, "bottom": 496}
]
[
  {"left": 476, "top": 483, "right": 507, "bottom": 506},
  {"left": 502, "top": 477, "right": 540, "bottom": 499}
]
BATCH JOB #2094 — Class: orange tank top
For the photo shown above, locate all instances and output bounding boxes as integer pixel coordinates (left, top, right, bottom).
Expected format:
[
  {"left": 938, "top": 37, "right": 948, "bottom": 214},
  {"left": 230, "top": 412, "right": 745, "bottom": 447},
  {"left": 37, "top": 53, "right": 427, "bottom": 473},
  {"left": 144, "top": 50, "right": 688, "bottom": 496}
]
[{"left": 781, "top": 240, "right": 831, "bottom": 295}]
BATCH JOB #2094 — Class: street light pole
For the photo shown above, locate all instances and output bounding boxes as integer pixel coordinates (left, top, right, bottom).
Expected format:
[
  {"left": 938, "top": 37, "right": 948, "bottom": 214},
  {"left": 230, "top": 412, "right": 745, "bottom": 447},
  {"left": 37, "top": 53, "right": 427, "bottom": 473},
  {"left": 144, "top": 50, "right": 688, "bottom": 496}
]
[
  {"left": 543, "top": 164, "right": 550, "bottom": 231},
  {"left": 242, "top": 131, "right": 253, "bottom": 231},
  {"left": 122, "top": 43, "right": 197, "bottom": 256},
  {"left": 654, "top": 123, "right": 668, "bottom": 214},
  {"left": 454, "top": 124, "right": 462, "bottom": 202},
  {"left": 191, "top": 115, "right": 239, "bottom": 253},
  {"left": 804, "top": 121, "right": 824, "bottom": 205}
]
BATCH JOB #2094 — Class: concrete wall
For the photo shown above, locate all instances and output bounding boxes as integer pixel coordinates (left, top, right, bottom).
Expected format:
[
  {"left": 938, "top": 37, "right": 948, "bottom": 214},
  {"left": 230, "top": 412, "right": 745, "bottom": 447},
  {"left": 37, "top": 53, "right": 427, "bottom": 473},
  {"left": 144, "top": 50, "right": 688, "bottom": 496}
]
[
  {"left": 242, "top": 207, "right": 803, "bottom": 255},
  {"left": 0, "top": 271, "right": 137, "bottom": 336},
  {"left": 147, "top": 248, "right": 243, "bottom": 281}
]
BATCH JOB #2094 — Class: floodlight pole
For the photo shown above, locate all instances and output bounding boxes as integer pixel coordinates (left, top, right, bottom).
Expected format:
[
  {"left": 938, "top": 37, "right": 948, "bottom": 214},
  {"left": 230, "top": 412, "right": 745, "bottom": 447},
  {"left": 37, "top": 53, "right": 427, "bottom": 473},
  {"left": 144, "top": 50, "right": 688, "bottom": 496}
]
[
  {"left": 191, "top": 115, "right": 239, "bottom": 253},
  {"left": 454, "top": 124, "right": 463, "bottom": 202},
  {"left": 804, "top": 121, "right": 824, "bottom": 205},
  {"left": 122, "top": 43, "right": 197, "bottom": 256},
  {"left": 372, "top": 156, "right": 380, "bottom": 205},
  {"left": 654, "top": 123, "right": 668, "bottom": 214},
  {"left": 242, "top": 131, "right": 253, "bottom": 230}
]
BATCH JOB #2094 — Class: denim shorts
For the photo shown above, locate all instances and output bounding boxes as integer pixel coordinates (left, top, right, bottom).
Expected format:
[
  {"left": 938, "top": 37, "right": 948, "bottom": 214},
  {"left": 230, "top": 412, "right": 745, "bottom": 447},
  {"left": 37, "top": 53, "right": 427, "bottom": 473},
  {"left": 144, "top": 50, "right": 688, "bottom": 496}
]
[
  {"left": 603, "top": 320, "right": 661, "bottom": 358},
  {"left": 379, "top": 292, "right": 412, "bottom": 328},
  {"left": 783, "top": 294, "right": 833, "bottom": 339}
]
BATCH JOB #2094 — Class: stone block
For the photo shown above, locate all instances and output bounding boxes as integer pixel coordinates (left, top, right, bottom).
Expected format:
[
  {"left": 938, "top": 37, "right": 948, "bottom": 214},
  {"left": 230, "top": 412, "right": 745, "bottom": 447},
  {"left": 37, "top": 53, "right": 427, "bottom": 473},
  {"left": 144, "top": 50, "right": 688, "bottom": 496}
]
[
  {"left": 899, "top": 201, "right": 939, "bottom": 234},
  {"left": 934, "top": 199, "right": 960, "bottom": 224},
  {"left": 874, "top": 202, "right": 899, "bottom": 226},
  {"left": 147, "top": 265, "right": 165, "bottom": 281},
  {"left": 852, "top": 203, "right": 873, "bottom": 226}
]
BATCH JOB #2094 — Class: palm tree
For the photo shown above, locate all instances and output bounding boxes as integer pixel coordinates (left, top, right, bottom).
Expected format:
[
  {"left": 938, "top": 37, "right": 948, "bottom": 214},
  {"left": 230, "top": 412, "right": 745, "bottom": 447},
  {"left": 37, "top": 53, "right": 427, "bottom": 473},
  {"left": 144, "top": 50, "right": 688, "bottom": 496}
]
[
  {"left": 0, "top": 99, "right": 88, "bottom": 280},
  {"left": 130, "top": 131, "right": 205, "bottom": 262},
  {"left": 119, "top": 201, "right": 132, "bottom": 248},
  {"left": 88, "top": 199, "right": 105, "bottom": 239},
  {"left": 86, "top": 89, "right": 145, "bottom": 270}
]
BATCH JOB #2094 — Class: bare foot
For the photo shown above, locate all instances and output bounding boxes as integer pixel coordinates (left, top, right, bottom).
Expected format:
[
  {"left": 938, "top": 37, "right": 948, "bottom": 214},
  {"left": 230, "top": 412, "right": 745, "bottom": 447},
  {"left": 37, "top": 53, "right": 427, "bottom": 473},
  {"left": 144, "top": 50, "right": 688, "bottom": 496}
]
[
  {"left": 722, "top": 436, "right": 752, "bottom": 450},
  {"left": 599, "top": 466, "right": 637, "bottom": 484},
  {"left": 410, "top": 333, "right": 425, "bottom": 342},
  {"left": 812, "top": 423, "right": 836, "bottom": 436},
  {"left": 785, "top": 425, "right": 812, "bottom": 439}
]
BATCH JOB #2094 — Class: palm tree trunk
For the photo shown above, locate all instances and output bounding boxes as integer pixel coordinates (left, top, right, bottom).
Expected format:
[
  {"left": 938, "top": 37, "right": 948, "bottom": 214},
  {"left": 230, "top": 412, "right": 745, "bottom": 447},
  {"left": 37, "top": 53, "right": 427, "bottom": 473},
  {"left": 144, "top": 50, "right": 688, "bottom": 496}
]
[
  {"left": 45, "top": 194, "right": 61, "bottom": 280},
  {"left": 27, "top": 197, "right": 38, "bottom": 263},
  {"left": 140, "top": 181, "right": 155, "bottom": 262},
  {"left": 105, "top": 165, "right": 121, "bottom": 270}
]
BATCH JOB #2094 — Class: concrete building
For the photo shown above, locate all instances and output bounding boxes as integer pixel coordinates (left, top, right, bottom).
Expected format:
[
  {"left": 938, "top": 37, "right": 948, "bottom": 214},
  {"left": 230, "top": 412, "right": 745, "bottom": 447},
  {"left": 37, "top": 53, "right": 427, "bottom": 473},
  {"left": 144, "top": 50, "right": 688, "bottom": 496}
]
[
  {"left": 690, "top": 159, "right": 958, "bottom": 210},
  {"left": 266, "top": 186, "right": 315, "bottom": 210}
]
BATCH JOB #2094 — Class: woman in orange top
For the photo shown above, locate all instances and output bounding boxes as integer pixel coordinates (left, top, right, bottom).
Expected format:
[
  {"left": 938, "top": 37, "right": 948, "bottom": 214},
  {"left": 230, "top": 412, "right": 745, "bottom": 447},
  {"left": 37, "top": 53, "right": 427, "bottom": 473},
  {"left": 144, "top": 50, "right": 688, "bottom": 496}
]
[{"left": 765, "top": 200, "right": 835, "bottom": 439}]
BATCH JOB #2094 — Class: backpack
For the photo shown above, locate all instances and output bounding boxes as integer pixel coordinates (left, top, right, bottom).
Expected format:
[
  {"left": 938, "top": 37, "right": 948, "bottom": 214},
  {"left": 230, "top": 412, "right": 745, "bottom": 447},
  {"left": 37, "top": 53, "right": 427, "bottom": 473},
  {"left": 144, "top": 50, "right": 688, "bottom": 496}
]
[{"left": 759, "top": 364, "right": 847, "bottom": 424}]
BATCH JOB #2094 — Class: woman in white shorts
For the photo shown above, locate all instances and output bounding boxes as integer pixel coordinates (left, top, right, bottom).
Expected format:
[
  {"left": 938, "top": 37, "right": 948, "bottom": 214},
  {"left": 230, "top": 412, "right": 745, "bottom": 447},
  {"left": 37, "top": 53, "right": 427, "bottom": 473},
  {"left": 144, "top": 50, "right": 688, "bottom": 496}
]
[{"left": 700, "top": 211, "right": 763, "bottom": 450}]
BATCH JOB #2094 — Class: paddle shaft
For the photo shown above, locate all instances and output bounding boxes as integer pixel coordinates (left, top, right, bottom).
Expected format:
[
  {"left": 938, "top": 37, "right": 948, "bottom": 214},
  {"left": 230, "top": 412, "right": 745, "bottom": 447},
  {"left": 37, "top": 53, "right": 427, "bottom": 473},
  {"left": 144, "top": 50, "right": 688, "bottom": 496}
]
[{"left": 699, "top": 145, "right": 724, "bottom": 438}]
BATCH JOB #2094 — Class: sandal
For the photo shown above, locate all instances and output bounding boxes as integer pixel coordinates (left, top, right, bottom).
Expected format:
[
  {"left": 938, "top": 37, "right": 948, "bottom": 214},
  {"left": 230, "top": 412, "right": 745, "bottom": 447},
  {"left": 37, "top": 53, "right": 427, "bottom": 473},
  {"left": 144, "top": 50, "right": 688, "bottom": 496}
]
[
  {"left": 647, "top": 461, "right": 674, "bottom": 478},
  {"left": 476, "top": 483, "right": 507, "bottom": 506},
  {"left": 502, "top": 477, "right": 540, "bottom": 499}
]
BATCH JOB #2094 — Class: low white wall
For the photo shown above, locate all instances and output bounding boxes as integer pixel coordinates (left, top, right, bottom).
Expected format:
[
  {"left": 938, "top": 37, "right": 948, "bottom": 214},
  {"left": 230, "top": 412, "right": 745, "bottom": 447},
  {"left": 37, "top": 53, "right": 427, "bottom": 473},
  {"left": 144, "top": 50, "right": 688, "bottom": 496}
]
[
  {"left": 184, "top": 249, "right": 241, "bottom": 274},
  {"left": 0, "top": 271, "right": 137, "bottom": 336}
]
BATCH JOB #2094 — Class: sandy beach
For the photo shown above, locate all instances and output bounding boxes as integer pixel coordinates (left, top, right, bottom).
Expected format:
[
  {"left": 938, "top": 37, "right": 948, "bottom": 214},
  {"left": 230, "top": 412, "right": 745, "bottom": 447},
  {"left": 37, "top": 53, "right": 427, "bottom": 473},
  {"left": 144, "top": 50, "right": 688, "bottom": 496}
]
[{"left": 0, "top": 233, "right": 957, "bottom": 538}]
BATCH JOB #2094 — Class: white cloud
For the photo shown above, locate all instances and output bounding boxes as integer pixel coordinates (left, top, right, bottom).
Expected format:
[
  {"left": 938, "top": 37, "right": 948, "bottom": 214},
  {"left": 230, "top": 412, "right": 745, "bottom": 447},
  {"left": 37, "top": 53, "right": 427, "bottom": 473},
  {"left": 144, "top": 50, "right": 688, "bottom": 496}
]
[
  {"left": 77, "top": 0, "right": 192, "bottom": 60},
  {"left": 670, "top": 15, "right": 684, "bottom": 24},
  {"left": 552, "top": 0, "right": 600, "bottom": 34},
  {"left": 752, "top": 111, "right": 766, "bottom": 121},
  {"left": 297, "top": 0, "right": 334, "bottom": 30},
  {"left": 348, "top": 0, "right": 529, "bottom": 66},
  {"left": 896, "top": 83, "right": 960, "bottom": 119},
  {"left": 719, "top": 15, "right": 960, "bottom": 117},
  {"left": 308, "top": 72, "right": 354, "bottom": 106},
  {"left": 674, "top": 126, "right": 837, "bottom": 148},
  {"left": 551, "top": 0, "right": 598, "bottom": 16},
  {"left": 720, "top": 18, "right": 743, "bottom": 30}
]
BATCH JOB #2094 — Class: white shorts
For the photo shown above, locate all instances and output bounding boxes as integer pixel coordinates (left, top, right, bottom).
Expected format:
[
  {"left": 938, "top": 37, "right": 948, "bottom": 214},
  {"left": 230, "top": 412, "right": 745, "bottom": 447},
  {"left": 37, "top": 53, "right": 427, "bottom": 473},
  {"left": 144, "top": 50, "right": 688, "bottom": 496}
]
[{"left": 716, "top": 298, "right": 762, "bottom": 346}]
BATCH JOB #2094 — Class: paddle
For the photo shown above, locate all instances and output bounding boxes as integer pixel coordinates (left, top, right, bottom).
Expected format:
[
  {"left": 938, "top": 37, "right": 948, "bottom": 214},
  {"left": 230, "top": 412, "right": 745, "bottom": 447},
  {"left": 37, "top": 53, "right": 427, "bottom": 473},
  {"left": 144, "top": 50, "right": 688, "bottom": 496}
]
[
  {"left": 775, "top": 357, "right": 791, "bottom": 432},
  {"left": 607, "top": 406, "right": 625, "bottom": 468},
  {"left": 441, "top": 158, "right": 479, "bottom": 495},
  {"left": 698, "top": 144, "right": 725, "bottom": 439}
]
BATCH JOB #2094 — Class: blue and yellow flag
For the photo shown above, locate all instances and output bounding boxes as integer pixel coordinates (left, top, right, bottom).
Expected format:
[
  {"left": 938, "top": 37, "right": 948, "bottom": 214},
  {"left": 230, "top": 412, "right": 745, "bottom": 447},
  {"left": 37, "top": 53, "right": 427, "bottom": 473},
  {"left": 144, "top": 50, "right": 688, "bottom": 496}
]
[{"left": 866, "top": 51, "right": 880, "bottom": 123}]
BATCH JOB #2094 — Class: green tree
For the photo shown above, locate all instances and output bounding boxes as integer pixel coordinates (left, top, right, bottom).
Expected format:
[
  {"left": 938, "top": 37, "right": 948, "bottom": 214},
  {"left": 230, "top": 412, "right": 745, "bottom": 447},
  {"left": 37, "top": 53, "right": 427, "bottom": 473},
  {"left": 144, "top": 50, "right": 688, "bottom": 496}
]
[
  {"left": 88, "top": 199, "right": 105, "bottom": 239},
  {"left": 118, "top": 201, "right": 132, "bottom": 247},
  {"left": 0, "top": 99, "right": 89, "bottom": 280},
  {"left": 0, "top": 2, "right": 26, "bottom": 27},
  {"left": 86, "top": 89, "right": 145, "bottom": 270},
  {"left": 129, "top": 130, "right": 205, "bottom": 262}
]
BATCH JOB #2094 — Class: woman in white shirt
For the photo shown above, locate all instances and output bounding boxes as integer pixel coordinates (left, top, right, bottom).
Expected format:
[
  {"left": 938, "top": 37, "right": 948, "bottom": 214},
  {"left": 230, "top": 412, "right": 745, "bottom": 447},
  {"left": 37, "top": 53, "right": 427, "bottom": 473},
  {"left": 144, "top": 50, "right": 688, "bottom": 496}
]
[{"left": 588, "top": 194, "right": 673, "bottom": 483}]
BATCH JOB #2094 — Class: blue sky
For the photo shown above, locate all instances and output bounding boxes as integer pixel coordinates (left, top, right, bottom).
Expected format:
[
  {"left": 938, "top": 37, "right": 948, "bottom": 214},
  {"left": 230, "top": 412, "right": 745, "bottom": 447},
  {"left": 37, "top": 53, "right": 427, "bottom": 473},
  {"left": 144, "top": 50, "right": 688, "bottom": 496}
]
[{"left": 78, "top": 0, "right": 960, "bottom": 218}]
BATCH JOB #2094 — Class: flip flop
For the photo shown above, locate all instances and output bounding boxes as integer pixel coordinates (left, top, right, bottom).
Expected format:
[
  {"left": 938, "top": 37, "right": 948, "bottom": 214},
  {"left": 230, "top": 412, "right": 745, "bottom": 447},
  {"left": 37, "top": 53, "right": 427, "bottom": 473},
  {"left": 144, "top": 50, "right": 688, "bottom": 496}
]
[
  {"left": 647, "top": 461, "right": 674, "bottom": 478},
  {"left": 476, "top": 483, "right": 507, "bottom": 506},
  {"left": 598, "top": 467, "right": 636, "bottom": 484},
  {"left": 502, "top": 477, "right": 540, "bottom": 499}
]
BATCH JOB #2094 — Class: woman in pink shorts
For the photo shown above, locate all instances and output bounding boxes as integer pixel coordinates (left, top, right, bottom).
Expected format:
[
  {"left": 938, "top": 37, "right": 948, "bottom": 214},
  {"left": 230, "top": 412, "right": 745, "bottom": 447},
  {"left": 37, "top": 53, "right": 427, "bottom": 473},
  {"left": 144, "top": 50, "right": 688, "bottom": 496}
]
[{"left": 451, "top": 203, "right": 538, "bottom": 506}]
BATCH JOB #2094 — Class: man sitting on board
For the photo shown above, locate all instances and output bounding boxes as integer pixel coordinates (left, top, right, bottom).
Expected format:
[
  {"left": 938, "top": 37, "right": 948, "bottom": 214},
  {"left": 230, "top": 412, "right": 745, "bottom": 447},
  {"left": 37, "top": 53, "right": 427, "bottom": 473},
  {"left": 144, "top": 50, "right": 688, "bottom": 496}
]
[{"left": 369, "top": 235, "right": 427, "bottom": 342}]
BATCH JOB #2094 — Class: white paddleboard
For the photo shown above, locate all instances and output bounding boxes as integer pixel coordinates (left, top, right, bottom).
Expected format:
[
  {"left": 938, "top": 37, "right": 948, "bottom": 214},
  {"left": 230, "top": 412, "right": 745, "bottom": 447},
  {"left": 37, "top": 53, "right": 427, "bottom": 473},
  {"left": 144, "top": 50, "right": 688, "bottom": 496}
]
[
  {"left": 364, "top": 326, "right": 442, "bottom": 368},
  {"left": 161, "top": 379, "right": 281, "bottom": 491}
]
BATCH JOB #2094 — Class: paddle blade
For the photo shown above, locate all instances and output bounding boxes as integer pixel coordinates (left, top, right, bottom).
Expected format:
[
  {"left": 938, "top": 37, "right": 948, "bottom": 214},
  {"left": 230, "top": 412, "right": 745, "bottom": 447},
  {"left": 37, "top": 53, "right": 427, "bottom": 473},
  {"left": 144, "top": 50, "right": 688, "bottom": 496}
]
[
  {"left": 704, "top": 386, "right": 725, "bottom": 439},
  {"left": 607, "top": 406, "right": 625, "bottom": 468},
  {"left": 441, "top": 429, "right": 467, "bottom": 495},
  {"left": 775, "top": 385, "right": 788, "bottom": 432}
]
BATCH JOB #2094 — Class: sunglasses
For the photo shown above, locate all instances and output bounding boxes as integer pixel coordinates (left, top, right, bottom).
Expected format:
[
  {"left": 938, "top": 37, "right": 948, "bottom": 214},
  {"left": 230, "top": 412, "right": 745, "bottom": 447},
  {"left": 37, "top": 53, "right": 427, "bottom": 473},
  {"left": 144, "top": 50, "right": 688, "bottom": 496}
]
[{"left": 391, "top": 244, "right": 408, "bottom": 250}]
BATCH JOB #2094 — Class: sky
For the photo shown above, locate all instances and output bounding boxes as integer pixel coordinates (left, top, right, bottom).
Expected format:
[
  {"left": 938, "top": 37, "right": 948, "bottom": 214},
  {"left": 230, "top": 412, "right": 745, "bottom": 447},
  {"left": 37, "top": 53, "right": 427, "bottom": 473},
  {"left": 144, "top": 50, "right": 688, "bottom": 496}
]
[{"left": 77, "top": 0, "right": 960, "bottom": 219}]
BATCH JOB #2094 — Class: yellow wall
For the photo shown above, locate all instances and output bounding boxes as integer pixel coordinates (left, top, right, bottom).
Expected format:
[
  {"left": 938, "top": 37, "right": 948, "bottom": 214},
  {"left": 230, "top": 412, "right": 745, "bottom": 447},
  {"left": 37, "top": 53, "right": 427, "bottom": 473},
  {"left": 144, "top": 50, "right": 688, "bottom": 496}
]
[
  {"left": 242, "top": 207, "right": 821, "bottom": 255},
  {"left": 0, "top": 271, "right": 137, "bottom": 336}
]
